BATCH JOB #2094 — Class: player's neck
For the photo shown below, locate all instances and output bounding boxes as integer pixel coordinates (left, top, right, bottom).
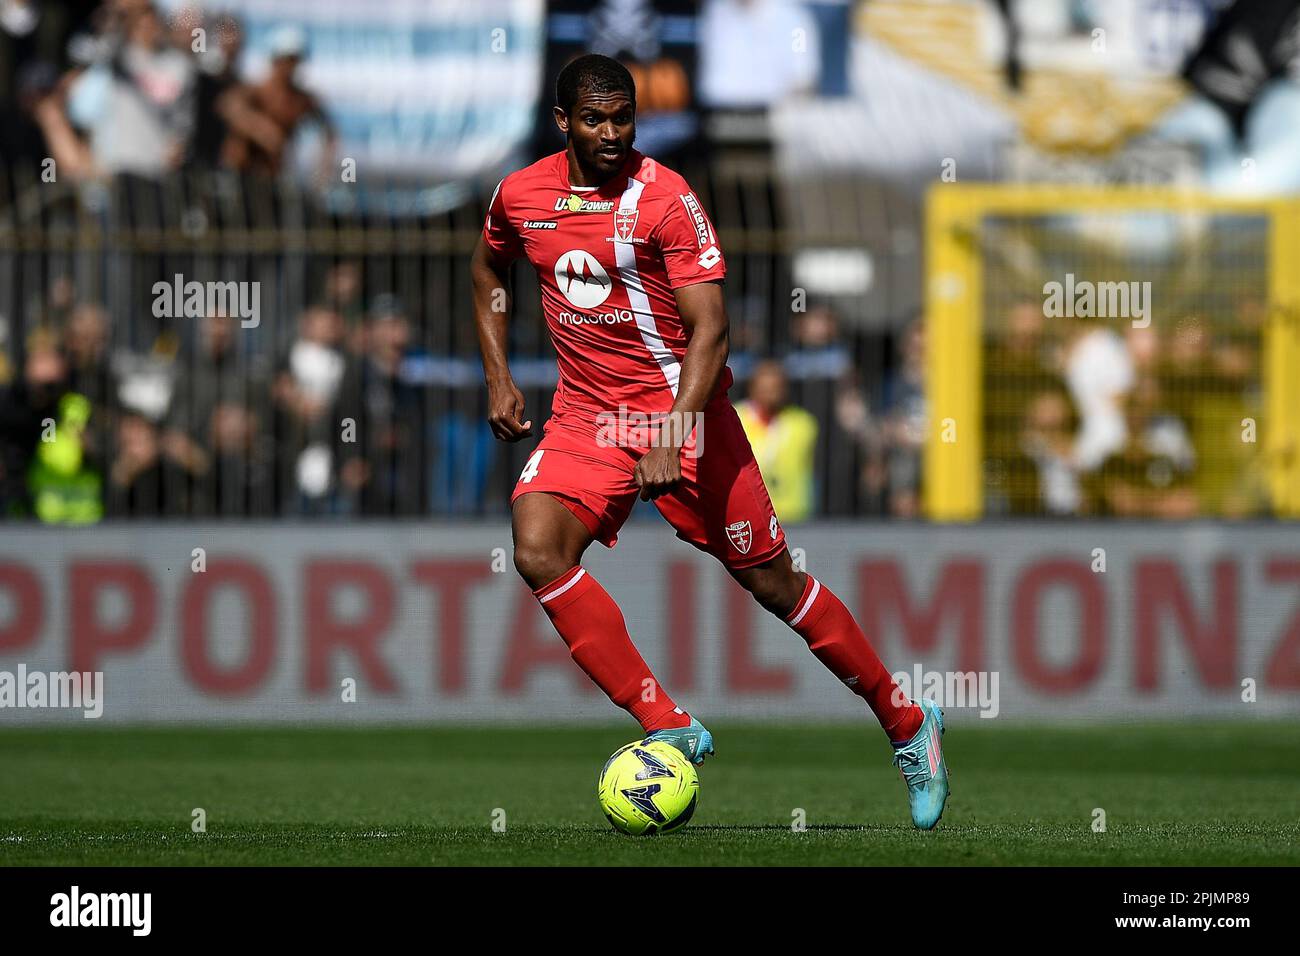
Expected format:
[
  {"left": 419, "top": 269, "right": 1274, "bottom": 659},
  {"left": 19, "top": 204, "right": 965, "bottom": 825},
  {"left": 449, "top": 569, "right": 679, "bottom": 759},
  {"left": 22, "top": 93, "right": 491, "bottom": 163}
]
[{"left": 565, "top": 147, "right": 621, "bottom": 190}]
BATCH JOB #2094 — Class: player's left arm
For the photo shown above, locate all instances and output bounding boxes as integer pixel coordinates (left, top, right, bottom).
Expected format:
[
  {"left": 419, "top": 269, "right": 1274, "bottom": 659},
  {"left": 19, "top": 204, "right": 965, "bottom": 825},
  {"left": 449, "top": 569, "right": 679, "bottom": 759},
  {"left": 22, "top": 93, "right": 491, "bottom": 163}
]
[{"left": 633, "top": 280, "right": 728, "bottom": 500}]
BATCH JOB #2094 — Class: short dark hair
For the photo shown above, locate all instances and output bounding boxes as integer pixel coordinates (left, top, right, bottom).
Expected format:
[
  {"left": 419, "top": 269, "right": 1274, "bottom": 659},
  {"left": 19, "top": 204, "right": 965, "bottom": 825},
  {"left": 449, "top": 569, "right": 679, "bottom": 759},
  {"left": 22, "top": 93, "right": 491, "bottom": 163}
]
[{"left": 555, "top": 53, "right": 636, "bottom": 115}]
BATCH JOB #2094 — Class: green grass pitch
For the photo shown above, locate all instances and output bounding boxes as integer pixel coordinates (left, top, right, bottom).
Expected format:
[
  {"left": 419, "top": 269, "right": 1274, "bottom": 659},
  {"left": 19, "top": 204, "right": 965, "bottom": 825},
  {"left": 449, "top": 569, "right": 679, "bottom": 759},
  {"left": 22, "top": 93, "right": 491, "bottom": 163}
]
[{"left": 1, "top": 721, "right": 1296, "bottom": 866}]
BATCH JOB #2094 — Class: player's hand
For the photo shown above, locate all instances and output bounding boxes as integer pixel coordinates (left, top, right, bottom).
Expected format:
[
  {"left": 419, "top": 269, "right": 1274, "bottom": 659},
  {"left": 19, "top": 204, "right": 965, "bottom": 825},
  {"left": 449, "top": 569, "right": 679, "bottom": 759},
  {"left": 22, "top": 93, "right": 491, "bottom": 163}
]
[
  {"left": 486, "top": 380, "right": 533, "bottom": 442},
  {"left": 634, "top": 445, "right": 681, "bottom": 501}
]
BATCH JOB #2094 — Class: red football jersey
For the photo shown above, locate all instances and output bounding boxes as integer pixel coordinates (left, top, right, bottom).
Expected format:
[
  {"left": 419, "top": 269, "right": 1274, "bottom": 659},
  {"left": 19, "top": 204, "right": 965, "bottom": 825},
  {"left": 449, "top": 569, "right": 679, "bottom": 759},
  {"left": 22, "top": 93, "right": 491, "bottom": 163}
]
[{"left": 482, "top": 148, "right": 730, "bottom": 418}]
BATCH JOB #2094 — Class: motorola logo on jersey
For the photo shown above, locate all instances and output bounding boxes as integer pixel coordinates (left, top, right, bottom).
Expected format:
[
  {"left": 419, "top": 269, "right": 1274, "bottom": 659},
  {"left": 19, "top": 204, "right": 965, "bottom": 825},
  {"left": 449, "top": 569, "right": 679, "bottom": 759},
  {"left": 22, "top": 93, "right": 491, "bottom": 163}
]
[
  {"left": 557, "top": 309, "right": 634, "bottom": 325},
  {"left": 554, "top": 250, "right": 613, "bottom": 309}
]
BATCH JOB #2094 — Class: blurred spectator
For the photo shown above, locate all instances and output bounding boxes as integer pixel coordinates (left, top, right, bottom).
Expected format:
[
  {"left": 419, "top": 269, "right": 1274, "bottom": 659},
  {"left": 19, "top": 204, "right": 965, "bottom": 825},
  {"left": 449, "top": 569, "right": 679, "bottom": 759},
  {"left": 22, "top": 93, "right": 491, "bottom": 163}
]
[
  {"left": 429, "top": 409, "right": 498, "bottom": 517},
  {"left": 1092, "top": 379, "right": 1197, "bottom": 519},
  {"left": 188, "top": 8, "right": 242, "bottom": 168},
  {"left": 10, "top": 334, "right": 103, "bottom": 523},
  {"left": 322, "top": 261, "right": 366, "bottom": 351},
  {"left": 335, "top": 295, "right": 422, "bottom": 516},
  {"left": 53, "top": 2, "right": 196, "bottom": 178},
  {"left": 63, "top": 301, "right": 117, "bottom": 412},
  {"left": 1156, "top": 313, "right": 1259, "bottom": 515},
  {"left": 164, "top": 310, "right": 270, "bottom": 491},
  {"left": 833, "top": 366, "right": 886, "bottom": 512},
  {"left": 699, "top": 0, "right": 819, "bottom": 109},
  {"left": 115, "top": 332, "right": 178, "bottom": 422},
  {"left": 736, "top": 358, "right": 818, "bottom": 523},
  {"left": 26, "top": 275, "right": 77, "bottom": 331},
  {"left": 984, "top": 299, "right": 1054, "bottom": 467},
  {"left": 782, "top": 303, "right": 860, "bottom": 515},
  {"left": 805, "top": 0, "right": 852, "bottom": 96},
  {"left": 105, "top": 410, "right": 184, "bottom": 516},
  {"left": 194, "top": 400, "right": 274, "bottom": 516},
  {"left": 1124, "top": 321, "right": 1159, "bottom": 380},
  {"left": 759, "top": 309, "right": 893, "bottom": 515},
  {"left": 786, "top": 303, "right": 850, "bottom": 375},
  {"left": 274, "top": 305, "right": 346, "bottom": 511},
  {"left": 1063, "top": 314, "right": 1134, "bottom": 472},
  {"left": 218, "top": 24, "right": 336, "bottom": 178},
  {"left": 878, "top": 318, "right": 926, "bottom": 518},
  {"left": 0, "top": 59, "right": 58, "bottom": 170},
  {"left": 1004, "top": 387, "right": 1081, "bottom": 517},
  {"left": 62, "top": 300, "right": 117, "bottom": 472},
  {"left": 0, "top": 332, "right": 62, "bottom": 516}
]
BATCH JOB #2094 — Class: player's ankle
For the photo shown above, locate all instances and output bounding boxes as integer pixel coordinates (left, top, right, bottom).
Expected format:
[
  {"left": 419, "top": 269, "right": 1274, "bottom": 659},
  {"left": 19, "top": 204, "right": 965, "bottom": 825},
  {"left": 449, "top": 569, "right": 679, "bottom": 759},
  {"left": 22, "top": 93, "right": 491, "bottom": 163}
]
[
  {"left": 642, "top": 707, "right": 693, "bottom": 733},
  {"left": 884, "top": 702, "right": 924, "bottom": 744}
]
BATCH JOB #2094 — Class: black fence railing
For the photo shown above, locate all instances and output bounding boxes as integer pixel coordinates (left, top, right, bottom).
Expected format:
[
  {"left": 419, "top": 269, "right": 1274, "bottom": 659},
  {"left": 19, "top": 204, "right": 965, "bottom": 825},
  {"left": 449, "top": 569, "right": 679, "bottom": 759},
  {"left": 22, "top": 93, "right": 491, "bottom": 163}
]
[{"left": 0, "top": 165, "right": 904, "bottom": 523}]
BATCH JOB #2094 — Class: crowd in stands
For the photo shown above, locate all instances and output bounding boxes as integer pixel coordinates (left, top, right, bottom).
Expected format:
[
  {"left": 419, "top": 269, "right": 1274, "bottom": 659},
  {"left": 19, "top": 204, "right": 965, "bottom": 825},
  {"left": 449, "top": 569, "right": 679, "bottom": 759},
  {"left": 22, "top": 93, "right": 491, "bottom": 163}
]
[
  {"left": 2, "top": 261, "right": 438, "bottom": 520},
  {"left": 1, "top": 263, "right": 935, "bottom": 523},
  {"left": 0, "top": 1, "right": 1273, "bottom": 524},
  {"left": 0, "top": 0, "right": 333, "bottom": 181},
  {"left": 983, "top": 299, "right": 1267, "bottom": 519}
]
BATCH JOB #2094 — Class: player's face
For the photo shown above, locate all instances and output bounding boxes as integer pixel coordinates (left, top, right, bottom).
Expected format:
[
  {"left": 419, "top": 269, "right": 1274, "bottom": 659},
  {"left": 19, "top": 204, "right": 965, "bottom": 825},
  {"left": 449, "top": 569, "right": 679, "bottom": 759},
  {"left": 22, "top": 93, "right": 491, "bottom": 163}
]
[{"left": 556, "top": 90, "right": 635, "bottom": 182}]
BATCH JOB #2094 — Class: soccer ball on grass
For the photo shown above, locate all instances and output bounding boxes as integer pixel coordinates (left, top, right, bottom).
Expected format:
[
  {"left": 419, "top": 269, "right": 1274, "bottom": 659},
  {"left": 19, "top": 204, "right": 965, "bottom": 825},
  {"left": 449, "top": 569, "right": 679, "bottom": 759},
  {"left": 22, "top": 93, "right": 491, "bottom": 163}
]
[{"left": 597, "top": 740, "right": 699, "bottom": 835}]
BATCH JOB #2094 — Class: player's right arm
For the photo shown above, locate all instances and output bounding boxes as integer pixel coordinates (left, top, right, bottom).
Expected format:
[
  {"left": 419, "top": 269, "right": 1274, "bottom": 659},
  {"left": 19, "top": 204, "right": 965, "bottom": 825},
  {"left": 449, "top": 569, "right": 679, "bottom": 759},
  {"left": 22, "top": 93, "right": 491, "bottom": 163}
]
[{"left": 472, "top": 181, "right": 533, "bottom": 442}]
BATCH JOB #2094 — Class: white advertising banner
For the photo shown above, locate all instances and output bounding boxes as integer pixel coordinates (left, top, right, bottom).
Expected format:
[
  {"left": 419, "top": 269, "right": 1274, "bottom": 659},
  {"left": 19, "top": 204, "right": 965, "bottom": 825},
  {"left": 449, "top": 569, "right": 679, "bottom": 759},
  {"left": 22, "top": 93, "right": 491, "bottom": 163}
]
[{"left": 1, "top": 523, "right": 1297, "bottom": 723}]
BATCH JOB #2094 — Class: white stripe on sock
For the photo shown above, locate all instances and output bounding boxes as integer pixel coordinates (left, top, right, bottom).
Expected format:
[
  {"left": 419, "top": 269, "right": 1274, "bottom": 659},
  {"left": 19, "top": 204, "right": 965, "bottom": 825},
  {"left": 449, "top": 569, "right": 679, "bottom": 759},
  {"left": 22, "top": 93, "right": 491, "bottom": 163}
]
[
  {"left": 788, "top": 577, "right": 821, "bottom": 627},
  {"left": 538, "top": 568, "right": 586, "bottom": 605}
]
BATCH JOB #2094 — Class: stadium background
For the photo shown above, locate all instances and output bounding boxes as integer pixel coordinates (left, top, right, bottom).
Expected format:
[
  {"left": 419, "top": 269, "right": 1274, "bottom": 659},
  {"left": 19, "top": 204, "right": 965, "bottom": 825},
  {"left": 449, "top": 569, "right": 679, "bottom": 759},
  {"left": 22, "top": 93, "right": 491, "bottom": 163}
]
[{"left": 1, "top": 0, "right": 1299, "bottom": 732}]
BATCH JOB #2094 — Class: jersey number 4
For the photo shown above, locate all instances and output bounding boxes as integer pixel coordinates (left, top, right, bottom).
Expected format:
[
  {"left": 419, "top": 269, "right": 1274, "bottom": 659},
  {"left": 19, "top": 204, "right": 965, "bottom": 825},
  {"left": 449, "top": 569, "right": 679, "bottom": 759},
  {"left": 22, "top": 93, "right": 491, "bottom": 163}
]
[{"left": 520, "top": 449, "right": 545, "bottom": 484}]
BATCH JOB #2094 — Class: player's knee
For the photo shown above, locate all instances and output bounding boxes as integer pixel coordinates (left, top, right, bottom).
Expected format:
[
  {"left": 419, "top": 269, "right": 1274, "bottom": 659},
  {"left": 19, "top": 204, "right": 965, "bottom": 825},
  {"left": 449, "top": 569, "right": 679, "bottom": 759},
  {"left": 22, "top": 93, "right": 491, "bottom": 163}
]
[
  {"left": 513, "top": 542, "right": 571, "bottom": 590},
  {"left": 750, "top": 580, "right": 790, "bottom": 616},
  {"left": 740, "top": 566, "right": 805, "bottom": 617}
]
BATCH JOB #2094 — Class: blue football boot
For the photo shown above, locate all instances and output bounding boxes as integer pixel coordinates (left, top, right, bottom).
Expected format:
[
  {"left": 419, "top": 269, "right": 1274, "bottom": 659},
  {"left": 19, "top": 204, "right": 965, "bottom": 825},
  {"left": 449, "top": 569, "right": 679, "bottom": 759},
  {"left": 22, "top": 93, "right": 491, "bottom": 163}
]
[
  {"left": 890, "top": 698, "right": 949, "bottom": 830},
  {"left": 643, "top": 716, "right": 715, "bottom": 766}
]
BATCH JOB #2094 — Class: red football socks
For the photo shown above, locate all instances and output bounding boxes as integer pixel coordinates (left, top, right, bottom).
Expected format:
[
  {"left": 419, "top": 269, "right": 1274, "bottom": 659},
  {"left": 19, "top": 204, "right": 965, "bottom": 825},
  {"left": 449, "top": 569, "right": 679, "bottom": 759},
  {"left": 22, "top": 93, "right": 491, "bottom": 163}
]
[
  {"left": 534, "top": 565, "right": 920, "bottom": 742},
  {"left": 534, "top": 566, "right": 692, "bottom": 732},
  {"left": 785, "top": 575, "right": 923, "bottom": 743}
]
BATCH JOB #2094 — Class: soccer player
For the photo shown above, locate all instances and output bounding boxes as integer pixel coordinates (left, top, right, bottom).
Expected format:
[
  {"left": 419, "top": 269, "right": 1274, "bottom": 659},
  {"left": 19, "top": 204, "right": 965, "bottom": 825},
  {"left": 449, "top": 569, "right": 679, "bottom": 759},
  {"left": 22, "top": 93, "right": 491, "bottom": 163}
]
[{"left": 470, "top": 55, "right": 949, "bottom": 828}]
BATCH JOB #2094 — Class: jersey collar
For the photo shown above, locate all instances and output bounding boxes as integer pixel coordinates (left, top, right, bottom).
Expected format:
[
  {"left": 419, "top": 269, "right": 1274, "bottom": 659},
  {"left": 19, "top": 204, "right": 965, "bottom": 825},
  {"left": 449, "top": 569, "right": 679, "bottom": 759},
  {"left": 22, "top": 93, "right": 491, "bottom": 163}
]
[{"left": 555, "top": 148, "right": 642, "bottom": 197}]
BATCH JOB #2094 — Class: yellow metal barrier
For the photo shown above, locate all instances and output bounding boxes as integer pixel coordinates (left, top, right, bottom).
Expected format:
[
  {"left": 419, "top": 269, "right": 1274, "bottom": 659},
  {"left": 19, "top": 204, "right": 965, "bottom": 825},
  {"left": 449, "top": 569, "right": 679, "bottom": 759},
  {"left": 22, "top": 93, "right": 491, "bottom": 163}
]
[{"left": 924, "top": 185, "right": 1300, "bottom": 520}]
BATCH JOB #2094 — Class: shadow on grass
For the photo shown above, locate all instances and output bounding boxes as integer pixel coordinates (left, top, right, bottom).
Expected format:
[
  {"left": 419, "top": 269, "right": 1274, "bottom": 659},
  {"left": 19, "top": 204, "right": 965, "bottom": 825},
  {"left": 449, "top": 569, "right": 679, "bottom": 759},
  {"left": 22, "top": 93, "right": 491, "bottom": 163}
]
[{"left": 678, "top": 824, "right": 906, "bottom": 834}]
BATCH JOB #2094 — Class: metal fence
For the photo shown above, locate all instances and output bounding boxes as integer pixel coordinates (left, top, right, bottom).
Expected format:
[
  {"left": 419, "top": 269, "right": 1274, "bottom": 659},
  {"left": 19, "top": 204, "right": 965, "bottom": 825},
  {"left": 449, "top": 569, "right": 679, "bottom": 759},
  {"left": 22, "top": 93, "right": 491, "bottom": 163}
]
[{"left": 0, "top": 161, "right": 904, "bottom": 523}]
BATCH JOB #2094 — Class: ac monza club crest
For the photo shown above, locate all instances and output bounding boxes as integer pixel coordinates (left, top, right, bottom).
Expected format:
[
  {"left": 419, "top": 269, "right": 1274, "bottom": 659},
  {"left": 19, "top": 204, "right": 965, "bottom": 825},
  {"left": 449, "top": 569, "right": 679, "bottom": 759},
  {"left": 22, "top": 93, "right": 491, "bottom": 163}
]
[
  {"left": 725, "top": 520, "right": 753, "bottom": 555},
  {"left": 613, "top": 208, "right": 638, "bottom": 242}
]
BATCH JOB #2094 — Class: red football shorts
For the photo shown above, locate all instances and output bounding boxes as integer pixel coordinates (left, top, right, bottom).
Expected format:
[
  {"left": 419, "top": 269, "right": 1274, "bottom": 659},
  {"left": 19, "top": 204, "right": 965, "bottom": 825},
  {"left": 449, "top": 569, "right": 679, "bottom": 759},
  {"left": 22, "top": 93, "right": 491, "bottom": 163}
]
[{"left": 510, "top": 398, "right": 787, "bottom": 570}]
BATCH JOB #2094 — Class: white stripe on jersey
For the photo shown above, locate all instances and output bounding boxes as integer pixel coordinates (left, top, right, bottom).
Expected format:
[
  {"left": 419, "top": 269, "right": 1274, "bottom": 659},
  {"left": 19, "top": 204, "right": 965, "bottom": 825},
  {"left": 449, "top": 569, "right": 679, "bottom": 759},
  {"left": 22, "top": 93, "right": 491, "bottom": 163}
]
[
  {"left": 487, "top": 179, "right": 504, "bottom": 229},
  {"left": 613, "top": 177, "right": 682, "bottom": 397}
]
